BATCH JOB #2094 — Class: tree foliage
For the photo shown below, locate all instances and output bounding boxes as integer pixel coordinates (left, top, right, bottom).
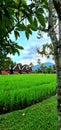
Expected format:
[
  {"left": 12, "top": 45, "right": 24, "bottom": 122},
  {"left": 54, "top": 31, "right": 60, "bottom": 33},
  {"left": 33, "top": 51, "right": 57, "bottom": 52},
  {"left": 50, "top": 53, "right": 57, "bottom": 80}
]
[
  {"left": 37, "top": 43, "right": 54, "bottom": 58},
  {"left": 0, "top": 54, "right": 15, "bottom": 71},
  {"left": 0, "top": 0, "right": 48, "bottom": 56}
]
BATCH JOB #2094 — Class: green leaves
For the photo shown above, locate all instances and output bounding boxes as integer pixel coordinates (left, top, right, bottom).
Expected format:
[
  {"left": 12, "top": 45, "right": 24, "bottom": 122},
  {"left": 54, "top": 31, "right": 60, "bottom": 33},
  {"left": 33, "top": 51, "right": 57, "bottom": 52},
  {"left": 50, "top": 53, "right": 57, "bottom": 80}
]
[
  {"left": 30, "top": 18, "right": 38, "bottom": 31},
  {"left": 41, "top": 0, "right": 49, "bottom": 9},
  {"left": 36, "top": 7, "right": 45, "bottom": 27},
  {"left": 14, "top": 0, "right": 26, "bottom": 5},
  {"left": 36, "top": 8, "right": 44, "bottom": 14},
  {"left": 37, "top": 14, "right": 45, "bottom": 27},
  {"left": 25, "top": 31, "right": 29, "bottom": 40},
  {"left": 25, "top": 18, "right": 38, "bottom": 39},
  {"left": 37, "top": 43, "right": 54, "bottom": 59},
  {"left": 25, "top": 26, "right": 32, "bottom": 39},
  {"left": 14, "top": 30, "right": 20, "bottom": 40},
  {"left": 14, "top": 43, "right": 24, "bottom": 50},
  {"left": 16, "top": 23, "right": 26, "bottom": 31},
  {"left": 0, "top": 0, "right": 49, "bottom": 56},
  {"left": 9, "top": 42, "right": 24, "bottom": 55}
]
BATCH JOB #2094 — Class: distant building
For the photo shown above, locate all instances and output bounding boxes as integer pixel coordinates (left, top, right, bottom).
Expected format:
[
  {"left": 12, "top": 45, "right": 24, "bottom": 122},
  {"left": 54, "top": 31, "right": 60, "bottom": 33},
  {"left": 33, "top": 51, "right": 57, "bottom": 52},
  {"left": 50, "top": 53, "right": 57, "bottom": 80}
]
[
  {"left": 1, "top": 64, "right": 32, "bottom": 75},
  {"left": 21, "top": 65, "right": 32, "bottom": 74},
  {"left": 9, "top": 64, "right": 21, "bottom": 74},
  {"left": 2, "top": 69, "right": 9, "bottom": 74},
  {"left": 9, "top": 64, "right": 32, "bottom": 74}
]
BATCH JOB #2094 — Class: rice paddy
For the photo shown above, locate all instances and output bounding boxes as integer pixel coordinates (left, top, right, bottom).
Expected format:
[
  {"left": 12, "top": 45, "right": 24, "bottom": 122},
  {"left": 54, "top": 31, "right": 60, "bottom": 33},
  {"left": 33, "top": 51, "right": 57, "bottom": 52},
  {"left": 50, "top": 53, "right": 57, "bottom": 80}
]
[{"left": 0, "top": 74, "right": 56, "bottom": 113}]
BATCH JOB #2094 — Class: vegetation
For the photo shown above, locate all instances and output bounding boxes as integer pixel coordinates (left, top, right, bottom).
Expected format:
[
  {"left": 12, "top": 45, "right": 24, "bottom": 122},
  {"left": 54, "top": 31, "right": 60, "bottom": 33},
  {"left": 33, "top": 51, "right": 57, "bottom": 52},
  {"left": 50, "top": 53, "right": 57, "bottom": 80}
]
[
  {"left": 34, "top": 66, "right": 55, "bottom": 74},
  {"left": 0, "top": 74, "right": 56, "bottom": 113},
  {"left": 0, "top": 96, "right": 58, "bottom": 130},
  {"left": 0, "top": 56, "right": 16, "bottom": 72},
  {"left": 0, "top": 0, "right": 47, "bottom": 57},
  {"left": 37, "top": 43, "right": 54, "bottom": 59}
]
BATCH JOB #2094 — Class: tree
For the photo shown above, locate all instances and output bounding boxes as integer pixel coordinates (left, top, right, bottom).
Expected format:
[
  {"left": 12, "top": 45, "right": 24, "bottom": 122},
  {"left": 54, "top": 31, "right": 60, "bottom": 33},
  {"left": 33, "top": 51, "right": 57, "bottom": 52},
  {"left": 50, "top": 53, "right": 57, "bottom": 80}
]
[
  {"left": 23, "top": 0, "right": 61, "bottom": 129},
  {"left": 0, "top": 0, "right": 47, "bottom": 74},
  {"left": 29, "top": 62, "right": 34, "bottom": 67},
  {"left": 37, "top": 58, "right": 41, "bottom": 64},
  {"left": 36, "top": 1, "right": 61, "bottom": 128},
  {"left": 0, "top": 54, "right": 15, "bottom": 69},
  {"left": 0, "top": 0, "right": 24, "bottom": 56},
  {"left": 37, "top": 43, "right": 54, "bottom": 58},
  {"left": 48, "top": 1, "right": 61, "bottom": 129},
  {"left": 37, "top": 0, "right": 61, "bottom": 129},
  {"left": 41, "top": 63, "right": 45, "bottom": 73},
  {"left": 0, "top": 0, "right": 47, "bottom": 56},
  {"left": 0, "top": 0, "right": 48, "bottom": 73}
]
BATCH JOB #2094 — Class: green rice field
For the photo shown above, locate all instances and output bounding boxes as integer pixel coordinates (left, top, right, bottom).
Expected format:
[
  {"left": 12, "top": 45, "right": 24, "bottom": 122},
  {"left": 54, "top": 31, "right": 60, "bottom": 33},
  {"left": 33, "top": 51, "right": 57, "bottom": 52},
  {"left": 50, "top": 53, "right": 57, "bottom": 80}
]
[{"left": 0, "top": 74, "right": 56, "bottom": 113}]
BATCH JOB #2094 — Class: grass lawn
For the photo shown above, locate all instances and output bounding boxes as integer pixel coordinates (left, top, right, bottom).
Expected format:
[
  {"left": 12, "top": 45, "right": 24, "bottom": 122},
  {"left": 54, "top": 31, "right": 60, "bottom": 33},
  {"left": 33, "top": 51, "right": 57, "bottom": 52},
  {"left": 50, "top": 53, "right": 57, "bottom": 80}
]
[{"left": 0, "top": 96, "right": 58, "bottom": 130}]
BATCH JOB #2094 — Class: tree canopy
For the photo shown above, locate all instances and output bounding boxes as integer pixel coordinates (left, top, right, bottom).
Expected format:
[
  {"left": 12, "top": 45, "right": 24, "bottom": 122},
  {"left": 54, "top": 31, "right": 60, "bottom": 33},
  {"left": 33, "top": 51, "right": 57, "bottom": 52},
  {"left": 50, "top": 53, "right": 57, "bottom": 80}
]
[{"left": 0, "top": 0, "right": 48, "bottom": 56}]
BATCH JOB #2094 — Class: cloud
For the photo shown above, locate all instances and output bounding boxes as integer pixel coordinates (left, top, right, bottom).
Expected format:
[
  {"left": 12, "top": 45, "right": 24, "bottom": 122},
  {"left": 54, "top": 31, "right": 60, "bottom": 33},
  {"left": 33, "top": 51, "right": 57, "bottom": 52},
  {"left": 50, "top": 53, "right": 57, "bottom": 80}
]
[
  {"left": 22, "top": 45, "right": 39, "bottom": 59},
  {"left": 19, "top": 56, "right": 54, "bottom": 65},
  {"left": 18, "top": 45, "right": 54, "bottom": 65},
  {"left": 18, "top": 59, "right": 37, "bottom": 65}
]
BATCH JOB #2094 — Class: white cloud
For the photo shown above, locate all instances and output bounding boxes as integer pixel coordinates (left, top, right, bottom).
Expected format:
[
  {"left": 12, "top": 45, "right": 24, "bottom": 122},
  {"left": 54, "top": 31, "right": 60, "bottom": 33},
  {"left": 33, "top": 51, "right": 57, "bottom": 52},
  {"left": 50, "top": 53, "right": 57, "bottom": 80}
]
[
  {"left": 19, "top": 59, "right": 37, "bottom": 65},
  {"left": 18, "top": 56, "right": 54, "bottom": 65}
]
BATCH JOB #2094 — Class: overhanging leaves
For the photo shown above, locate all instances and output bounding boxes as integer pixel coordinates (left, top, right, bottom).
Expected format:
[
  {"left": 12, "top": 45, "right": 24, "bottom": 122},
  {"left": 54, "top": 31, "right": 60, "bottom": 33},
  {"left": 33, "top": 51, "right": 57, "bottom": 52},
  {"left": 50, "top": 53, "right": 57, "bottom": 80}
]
[
  {"left": 0, "top": 0, "right": 48, "bottom": 56},
  {"left": 36, "top": 14, "right": 45, "bottom": 27}
]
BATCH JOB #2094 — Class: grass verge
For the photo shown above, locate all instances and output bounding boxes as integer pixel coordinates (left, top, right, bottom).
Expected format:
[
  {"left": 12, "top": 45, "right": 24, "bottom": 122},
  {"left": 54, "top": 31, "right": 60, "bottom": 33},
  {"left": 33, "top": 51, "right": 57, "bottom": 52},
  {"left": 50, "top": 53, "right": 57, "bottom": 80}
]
[{"left": 0, "top": 96, "right": 58, "bottom": 130}]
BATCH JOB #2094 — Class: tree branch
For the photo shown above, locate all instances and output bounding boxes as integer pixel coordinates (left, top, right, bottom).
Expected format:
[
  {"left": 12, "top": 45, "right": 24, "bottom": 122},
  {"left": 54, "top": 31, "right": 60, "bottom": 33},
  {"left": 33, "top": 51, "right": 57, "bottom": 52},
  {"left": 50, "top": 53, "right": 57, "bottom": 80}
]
[
  {"left": 0, "top": 16, "right": 26, "bottom": 41},
  {"left": 53, "top": 0, "right": 61, "bottom": 20}
]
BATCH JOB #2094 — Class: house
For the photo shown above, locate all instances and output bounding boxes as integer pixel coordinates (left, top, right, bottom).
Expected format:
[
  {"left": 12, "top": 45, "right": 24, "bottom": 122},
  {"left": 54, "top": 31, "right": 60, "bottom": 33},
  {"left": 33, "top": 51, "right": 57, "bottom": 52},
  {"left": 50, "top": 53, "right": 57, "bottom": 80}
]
[
  {"left": 0, "top": 63, "right": 32, "bottom": 75},
  {"left": 2, "top": 69, "right": 9, "bottom": 74},
  {"left": 9, "top": 64, "right": 32, "bottom": 74},
  {"left": 21, "top": 65, "right": 32, "bottom": 74},
  {"left": 13, "top": 64, "right": 21, "bottom": 74}
]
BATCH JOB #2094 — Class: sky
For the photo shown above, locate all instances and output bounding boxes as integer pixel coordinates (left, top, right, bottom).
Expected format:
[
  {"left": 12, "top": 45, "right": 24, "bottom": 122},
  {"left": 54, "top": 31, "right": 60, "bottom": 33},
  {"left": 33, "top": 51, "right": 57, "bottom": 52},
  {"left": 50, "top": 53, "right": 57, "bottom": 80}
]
[
  {"left": 7, "top": 0, "right": 55, "bottom": 65},
  {"left": 9, "top": 31, "right": 54, "bottom": 65}
]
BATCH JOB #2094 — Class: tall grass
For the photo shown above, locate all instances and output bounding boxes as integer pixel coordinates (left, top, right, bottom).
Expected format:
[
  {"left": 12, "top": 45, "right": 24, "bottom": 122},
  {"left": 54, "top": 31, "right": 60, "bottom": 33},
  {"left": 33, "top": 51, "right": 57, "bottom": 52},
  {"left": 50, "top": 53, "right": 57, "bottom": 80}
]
[{"left": 0, "top": 74, "right": 56, "bottom": 113}]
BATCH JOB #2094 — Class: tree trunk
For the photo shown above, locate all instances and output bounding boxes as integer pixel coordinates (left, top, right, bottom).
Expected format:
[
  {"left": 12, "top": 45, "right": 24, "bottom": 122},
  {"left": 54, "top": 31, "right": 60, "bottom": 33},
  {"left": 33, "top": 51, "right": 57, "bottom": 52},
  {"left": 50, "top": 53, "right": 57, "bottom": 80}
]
[
  {"left": 56, "top": 19, "right": 61, "bottom": 130},
  {"left": 49, "top": 0, "right": 61, "bottom": 129},
  {"left": 56, "top": 52, "right": 61, "bottom": 130}
]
